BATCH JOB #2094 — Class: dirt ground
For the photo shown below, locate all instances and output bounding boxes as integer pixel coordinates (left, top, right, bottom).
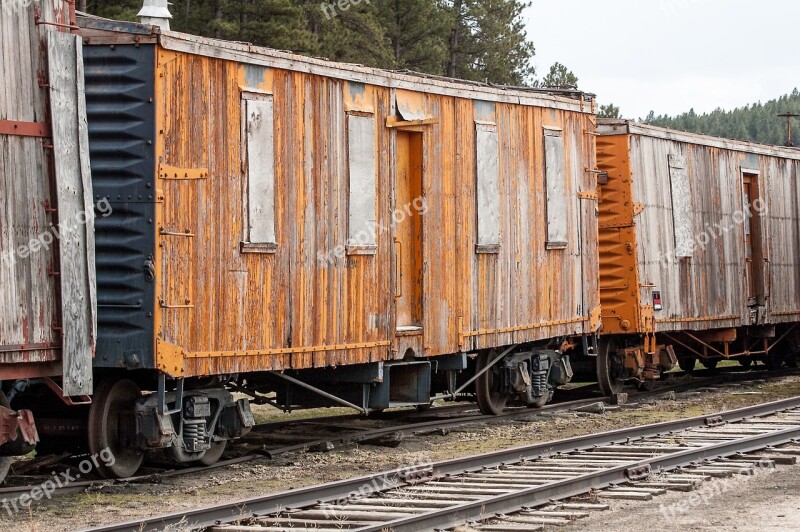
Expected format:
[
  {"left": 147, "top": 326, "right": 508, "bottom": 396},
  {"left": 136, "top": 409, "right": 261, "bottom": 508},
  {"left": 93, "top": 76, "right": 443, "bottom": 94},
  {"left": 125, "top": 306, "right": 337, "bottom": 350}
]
[
  {"left": 4, "top": 375, "right": 800, "bottom": 531},
  {"left": 574, "top": 462, "right": 800, "bottom": 531}
]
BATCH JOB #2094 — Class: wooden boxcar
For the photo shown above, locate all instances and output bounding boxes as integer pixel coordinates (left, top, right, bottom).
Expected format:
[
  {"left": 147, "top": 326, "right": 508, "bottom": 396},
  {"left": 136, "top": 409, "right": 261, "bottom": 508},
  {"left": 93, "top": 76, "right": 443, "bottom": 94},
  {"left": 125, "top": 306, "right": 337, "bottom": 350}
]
[
  {"left": 0, "top": 0, "right": 96, "bottom": 480},
  {"left": 67, "top": 15, "right": 600, "bottom": 476},
  {"left": 595, "top": 119, "right": 800, "bottom": 393}
]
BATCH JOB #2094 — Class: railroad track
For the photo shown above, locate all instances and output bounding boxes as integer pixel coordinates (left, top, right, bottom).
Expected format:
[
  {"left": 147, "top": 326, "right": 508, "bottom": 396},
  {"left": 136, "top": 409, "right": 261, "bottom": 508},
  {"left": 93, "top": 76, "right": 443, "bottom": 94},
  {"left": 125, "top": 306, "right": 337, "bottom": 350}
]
[
  {"left": 2, "top": 366, "right": 792, "bottom": 503},
  {"left": 82, "top": 395, "right": 800, "bottom": 532}
]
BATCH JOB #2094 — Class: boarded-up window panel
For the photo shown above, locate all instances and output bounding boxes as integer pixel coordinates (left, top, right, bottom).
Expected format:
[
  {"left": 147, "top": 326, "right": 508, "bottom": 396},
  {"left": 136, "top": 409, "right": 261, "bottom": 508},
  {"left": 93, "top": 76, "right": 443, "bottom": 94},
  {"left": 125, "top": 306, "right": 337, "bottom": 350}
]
[
  {"left": 245, "top": 96, "right": 276, "bottom": 246},
  {"left": 476, "top": 123, "right": 500, "bottom": 251},
  {"left": 668, "top": 154, "right": 693, "bottom": 258},
  {"left": 347, "top": 114, "right": 377, "bottom": 249},
  {"left": 544, "top": 129, "right": 568, "bottom": 248}
]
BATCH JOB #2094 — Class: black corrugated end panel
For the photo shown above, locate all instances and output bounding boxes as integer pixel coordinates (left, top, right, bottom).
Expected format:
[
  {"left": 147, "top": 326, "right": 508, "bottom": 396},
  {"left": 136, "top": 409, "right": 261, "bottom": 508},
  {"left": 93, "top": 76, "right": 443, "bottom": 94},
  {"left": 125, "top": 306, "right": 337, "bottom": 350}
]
[{"left": 83, "top": 44, "right": 156, "bottom": 371}]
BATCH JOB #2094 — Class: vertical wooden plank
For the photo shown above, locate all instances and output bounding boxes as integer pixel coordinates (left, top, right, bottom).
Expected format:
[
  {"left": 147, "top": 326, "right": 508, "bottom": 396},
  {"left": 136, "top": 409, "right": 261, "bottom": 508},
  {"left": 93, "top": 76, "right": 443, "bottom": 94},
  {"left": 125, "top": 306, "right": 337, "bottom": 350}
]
[
  {"left": 75, "top": 37, "right": 97, "bottom": 354},
  {"left": 48, "top": 31, "right": 94, "bottom": 396}
]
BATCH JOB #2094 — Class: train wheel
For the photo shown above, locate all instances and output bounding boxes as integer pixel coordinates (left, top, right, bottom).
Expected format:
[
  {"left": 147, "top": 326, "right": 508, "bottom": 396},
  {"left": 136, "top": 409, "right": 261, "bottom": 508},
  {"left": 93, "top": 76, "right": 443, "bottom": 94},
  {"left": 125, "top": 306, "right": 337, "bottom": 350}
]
[
  {"left": 788, "top": 333, "right": 800, "bottom": 368},
  {"left": 527, "top": 390, "right": 551, "bottom": 409},
  {"left": 638, "top": 380, "right": 657, "bottom": 392},
  {"left": 597, "top": 339, "right": 624, "bottom": 396},
  {"left": 767, "top": 353, "right": 784, "bottom": 371},
  {"left": 701, "top": 359, "right": 719, "bottom": 371},
  {"left": 0, "top": 392, "right": 14, "bottom": 484},
  {"left": 197, "top": 440, "right": 227, "bottom": 466},
  {"left": 678, "top": 358, "right": 696, "bottom": 374},
  {"left": 88, "top": 379, "right": 144, "bottom": 479},
  {"left": 475, "top": 350, "right": 508, "bottom": 415}
]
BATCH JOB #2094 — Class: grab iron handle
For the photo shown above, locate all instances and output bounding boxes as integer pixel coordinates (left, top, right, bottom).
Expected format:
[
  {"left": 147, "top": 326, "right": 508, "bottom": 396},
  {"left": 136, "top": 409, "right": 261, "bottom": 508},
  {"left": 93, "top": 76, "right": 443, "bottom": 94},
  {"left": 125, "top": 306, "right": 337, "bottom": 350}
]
[
  {"left": 144, "top": 259, "right": 155, "bottom": 282},
  {"left": 394, "top": 238, "right": 403, "bottom": 300}
]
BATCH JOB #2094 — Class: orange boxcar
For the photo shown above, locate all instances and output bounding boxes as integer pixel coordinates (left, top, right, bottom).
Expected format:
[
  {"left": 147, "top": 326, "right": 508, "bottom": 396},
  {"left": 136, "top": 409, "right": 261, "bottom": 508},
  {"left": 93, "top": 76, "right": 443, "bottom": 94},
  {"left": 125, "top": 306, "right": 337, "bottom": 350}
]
[{"left": 63, "top": 14, "right": 602, "bottom": 476}]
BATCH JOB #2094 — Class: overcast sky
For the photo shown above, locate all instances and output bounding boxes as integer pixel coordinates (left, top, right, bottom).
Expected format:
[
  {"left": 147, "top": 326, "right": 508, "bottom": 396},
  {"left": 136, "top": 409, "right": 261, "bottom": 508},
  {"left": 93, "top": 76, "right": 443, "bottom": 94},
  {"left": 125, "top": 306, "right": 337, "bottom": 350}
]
[{"left": 525, "top": 0, "right": 799, "bottom": 119}]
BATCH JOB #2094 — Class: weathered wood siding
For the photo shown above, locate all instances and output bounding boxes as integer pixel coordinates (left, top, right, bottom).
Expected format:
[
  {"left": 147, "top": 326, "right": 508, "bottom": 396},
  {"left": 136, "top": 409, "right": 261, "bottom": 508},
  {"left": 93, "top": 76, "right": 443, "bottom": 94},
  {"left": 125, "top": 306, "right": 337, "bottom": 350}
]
[
  {"left": 764, "top": 155, "right": 800, "bottom": 322},
  {"left": 599, "top": 120, "right": 800, "bottom": 332},
  {"left": 0, "top": 0, "right": 90, "bottom": 383},
  {"left": 48, "top": 31, "right": 95, "bottom": 396},
  {"left": 150, "top": 37, "right": 598, "bottom": 378}
]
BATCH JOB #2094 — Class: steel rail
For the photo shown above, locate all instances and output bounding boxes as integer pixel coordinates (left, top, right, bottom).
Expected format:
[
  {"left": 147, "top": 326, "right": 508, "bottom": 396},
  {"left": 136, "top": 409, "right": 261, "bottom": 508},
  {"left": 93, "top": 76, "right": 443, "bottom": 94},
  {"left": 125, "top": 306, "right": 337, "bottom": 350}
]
[
  {"left": 7, "top": 367, "right": 793, "bottom": 503},
  {"left": 80, "top": 395, "right": 800, "bottom": 532},
  {"left": 363, "top": 424, "right": 800, "bottom": 532}
]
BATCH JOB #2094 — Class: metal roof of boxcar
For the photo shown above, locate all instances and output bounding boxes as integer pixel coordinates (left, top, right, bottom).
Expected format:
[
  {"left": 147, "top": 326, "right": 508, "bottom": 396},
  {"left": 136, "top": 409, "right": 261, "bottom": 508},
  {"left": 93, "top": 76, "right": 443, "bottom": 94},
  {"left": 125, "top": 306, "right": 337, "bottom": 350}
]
[
  {"left": 76, "top": 12, "right": 595, "bottom": 114},
  {"left": 598, "top": 118, "right": 800, "bottom": 161}
]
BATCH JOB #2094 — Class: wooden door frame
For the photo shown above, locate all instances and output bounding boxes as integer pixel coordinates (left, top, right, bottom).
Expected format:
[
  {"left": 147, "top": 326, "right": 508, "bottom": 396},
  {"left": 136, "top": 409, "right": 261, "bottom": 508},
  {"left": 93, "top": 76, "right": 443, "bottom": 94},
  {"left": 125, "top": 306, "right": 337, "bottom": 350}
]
[
  {"left": 390, "top": 125, "right": 429, "bottom": 357},
  {"left": 741, "top": 168, "right": 767, "bottom": 309}
]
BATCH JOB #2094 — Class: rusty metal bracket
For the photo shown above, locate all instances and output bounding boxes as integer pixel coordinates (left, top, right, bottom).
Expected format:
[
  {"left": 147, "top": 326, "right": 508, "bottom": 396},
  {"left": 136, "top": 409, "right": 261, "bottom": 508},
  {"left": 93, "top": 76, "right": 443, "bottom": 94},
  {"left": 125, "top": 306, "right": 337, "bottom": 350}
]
[
  {"left": 42, "top": 378, "right": 92, "bottom": 405},
  {"left": 159, "top": 228, "right": 196, "bottom": 238},
  {"left": 159, "top": 299, "right": 195, "bottom": 309},
  {"left": 578, "top": 190, "right": 598, "bottom": 200},
  {"left": 158, "top": 164, "right": 209, "bottom": 180},
  {"left": 33, "top": 15, "right": 79, "bottom": 31},
  {"left": 0, "top": 406, "right": 39, "bottom": 448},
  {"left": 633, "top": 203, "right": 645, "bottom": 216},
  {"left": 0, "top": 120, "right": 51, "bottom": 138}
]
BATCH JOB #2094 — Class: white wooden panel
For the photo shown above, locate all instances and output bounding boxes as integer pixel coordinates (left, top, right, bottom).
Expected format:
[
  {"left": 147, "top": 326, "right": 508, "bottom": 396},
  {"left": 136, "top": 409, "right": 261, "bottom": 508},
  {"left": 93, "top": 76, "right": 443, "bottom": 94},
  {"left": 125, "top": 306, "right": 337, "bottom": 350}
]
[
  {"left": 245, "top": 96, "right": 276, "bottom": 244},
  {"left": 49, "top": 32, "right": 95, "bottom": 396},
  {"left": 668, "top": 154, "right": 693, "bottom": 258},
  {"left": 544, "top": 129, "right": 567, "bottom": 247},
  {"left": 347, "top": 114, "right": 377, "bottom": 247},
  {"left": 476, "top": 123, "right": 500, "bottom": 248}
]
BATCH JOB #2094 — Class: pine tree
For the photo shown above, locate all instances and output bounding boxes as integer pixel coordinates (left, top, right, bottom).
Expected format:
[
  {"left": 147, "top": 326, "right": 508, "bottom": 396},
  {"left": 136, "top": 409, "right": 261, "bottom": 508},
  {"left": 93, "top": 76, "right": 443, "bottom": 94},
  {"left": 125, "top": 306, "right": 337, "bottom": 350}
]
[
  {"left": 538, "top": 62, "right": 578, "bottom": 89},
  {"left": 598, "top": 103, "right": 621, "bottom": 119},
  {"left": 233, "top": 0, "right": 312, "bottom": 52},
  {"left": 648, "top": 90, "right": 800, "bottom": 145},
  {"left": 84, "top": 0, "right": 141, "bottom": 21},
  {"left": 378, "top": 0, "right": 449, "bottom": 73},
  {"left": 86, "top": 0, "right": 539, "bottom": 87},
  {"left": 298, "top": 0, "right": 392, "bottom": 66},
  {"left": 443, "top": 0, "right": 536, "bottom": 85}
]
